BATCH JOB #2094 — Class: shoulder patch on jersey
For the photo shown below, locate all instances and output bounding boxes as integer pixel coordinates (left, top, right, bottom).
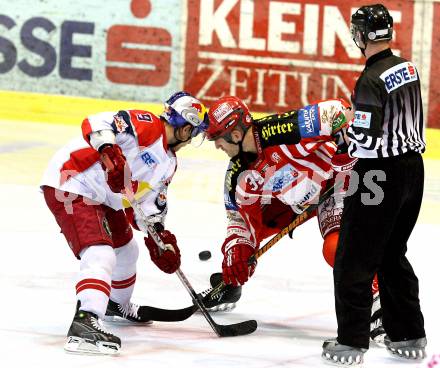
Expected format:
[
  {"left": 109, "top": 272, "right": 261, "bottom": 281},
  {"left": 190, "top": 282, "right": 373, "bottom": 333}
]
[
  {"left": 298, "top": 104, "right": 320, "bottom": 138},
  {"left": 113, "top": 115, "right": 128, "bottom": 133},
  {"left": 113, "top": 111, "right": 135, "bottom": 136},
  {"left": 380, "top": 62, "right": 418, "bottom": 93},
  {"left": 254, "top": 110, "right": 300, "bottom": 148},
  {"left": 353, "top": 111, "right": 372, "bottom": 128}
]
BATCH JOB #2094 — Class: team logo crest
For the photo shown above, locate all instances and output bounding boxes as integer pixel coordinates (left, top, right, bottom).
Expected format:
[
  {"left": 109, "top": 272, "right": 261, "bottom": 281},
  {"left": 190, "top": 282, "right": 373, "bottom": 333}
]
[
  {"left": 113, "top": 115, "right": 128, "bottom": 133},
  {"left": 271, "top": 152, "right": 281, "bottom": 163}
]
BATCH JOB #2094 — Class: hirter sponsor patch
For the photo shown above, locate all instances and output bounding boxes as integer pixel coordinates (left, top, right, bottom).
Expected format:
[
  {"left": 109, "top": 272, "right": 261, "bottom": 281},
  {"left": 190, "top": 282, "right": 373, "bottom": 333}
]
[{"left": 380, "top": 62, "right": 418, "bottom": 93}]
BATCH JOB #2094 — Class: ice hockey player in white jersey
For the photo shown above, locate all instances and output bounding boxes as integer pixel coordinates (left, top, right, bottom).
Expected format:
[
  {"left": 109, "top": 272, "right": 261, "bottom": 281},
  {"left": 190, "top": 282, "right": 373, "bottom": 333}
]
[{"left": 40, "top": 91, "right": 208, "bottom": 355}]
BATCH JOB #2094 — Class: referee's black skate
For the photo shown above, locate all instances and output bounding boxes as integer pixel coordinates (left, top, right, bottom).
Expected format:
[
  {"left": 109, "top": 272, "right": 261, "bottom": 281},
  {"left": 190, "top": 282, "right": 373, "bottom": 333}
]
[
  {"left": 198, "top": 272, "right": 242, "bottom": 312},
  {"left": 322, "top": 338, "right": 367, "bottom": 365},
  {"left": 384, "top": 336, "right": 427, "bottom": 360},
  {"left": 65, "top": 303, "right": 121, "bottom": 355},
  {"left": 105, "top": 299, "right": 153, "bottom": 324}
]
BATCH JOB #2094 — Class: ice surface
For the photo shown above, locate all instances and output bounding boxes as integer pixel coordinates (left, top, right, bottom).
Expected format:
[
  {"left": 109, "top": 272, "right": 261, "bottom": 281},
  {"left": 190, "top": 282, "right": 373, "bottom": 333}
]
[{"left": 0, "top": 120, "right": 438, "bottom": 367}]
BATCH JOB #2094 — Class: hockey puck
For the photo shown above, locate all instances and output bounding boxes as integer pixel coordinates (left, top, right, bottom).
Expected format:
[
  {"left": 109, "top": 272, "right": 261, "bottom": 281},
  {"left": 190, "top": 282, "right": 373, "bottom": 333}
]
[{"left": 199, "top": 250, "right": 212, "bottom": 261}]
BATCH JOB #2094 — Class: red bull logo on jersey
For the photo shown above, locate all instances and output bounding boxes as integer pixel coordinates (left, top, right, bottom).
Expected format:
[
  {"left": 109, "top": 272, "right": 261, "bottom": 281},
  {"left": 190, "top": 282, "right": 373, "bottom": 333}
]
[{"left": 380, "top": 62, "right": 418, "bottom": 93}]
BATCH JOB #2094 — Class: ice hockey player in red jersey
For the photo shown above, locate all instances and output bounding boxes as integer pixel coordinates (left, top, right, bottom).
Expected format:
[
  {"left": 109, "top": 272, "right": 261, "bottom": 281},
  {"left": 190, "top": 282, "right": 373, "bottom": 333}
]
[
  {"left": 40, "top": 91, "right": 208, "bottom": 355},
  {"left": 203, "top": 96, "right": 385, "bottom": 343}
]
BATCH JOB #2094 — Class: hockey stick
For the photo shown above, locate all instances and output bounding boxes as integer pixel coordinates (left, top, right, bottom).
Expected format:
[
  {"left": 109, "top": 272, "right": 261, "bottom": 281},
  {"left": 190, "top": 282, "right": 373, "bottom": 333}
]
[
  {"left": 100, "top": 155, "right": 256, "bottom": 336},
  {"left": 206, "top": 182, "right": 340, "bottom": 299},
  {"left": 127, "top": 195, "right": 257, "bottom": 337},
  {"left": 137, "top": 304, "right": 198, "bottom": 322}
]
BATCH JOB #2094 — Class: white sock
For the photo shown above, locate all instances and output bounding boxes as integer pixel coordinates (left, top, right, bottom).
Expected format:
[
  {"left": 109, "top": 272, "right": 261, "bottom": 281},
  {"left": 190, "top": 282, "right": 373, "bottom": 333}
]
[
  {"left": 110, "top": 237, "right": 139, "bottom": 305},
  {"left": 76, "top": 245, "right": 116, "bottom": 318}
]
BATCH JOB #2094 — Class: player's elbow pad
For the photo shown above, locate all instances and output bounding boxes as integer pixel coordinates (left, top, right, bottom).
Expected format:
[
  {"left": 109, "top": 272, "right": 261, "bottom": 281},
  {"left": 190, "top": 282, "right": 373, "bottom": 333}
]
[{"left": 89, "top": 130, "right": 116, "bottom": 152}]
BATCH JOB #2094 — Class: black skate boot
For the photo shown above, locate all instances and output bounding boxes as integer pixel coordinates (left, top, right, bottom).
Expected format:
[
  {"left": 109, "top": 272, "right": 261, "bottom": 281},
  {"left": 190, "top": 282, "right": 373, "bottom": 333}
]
[
  {"left": 65, "top": 302, "right": 121, "bottom": 355},
  {"left": 198, "top": 272, "right": 242, "bottom": 312},
  {"left": 105, "top": 299, "right": 153, "bottom": 324},
  {"left": 370, "top": 292, "right": 386, "bottom": 345},
  {"left": 322, "top": 338, "right": 367, "bottom": 365},
  {"left": 384, "top": 336, "right": 427, "bottom": 360}
]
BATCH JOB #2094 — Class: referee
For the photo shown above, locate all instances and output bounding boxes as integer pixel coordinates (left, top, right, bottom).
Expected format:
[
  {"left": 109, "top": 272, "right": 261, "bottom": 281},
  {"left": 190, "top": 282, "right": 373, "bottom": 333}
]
[{"left": 322, "top": 4, "right": 427, "bottom": 365}]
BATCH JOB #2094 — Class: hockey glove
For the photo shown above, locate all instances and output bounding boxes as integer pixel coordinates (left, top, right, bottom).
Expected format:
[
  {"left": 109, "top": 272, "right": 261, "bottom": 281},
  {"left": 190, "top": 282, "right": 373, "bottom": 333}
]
[
  {"left": 100, "top": 144, "right": 130, "bottom": 193},
  {"left": 222, "top": 235, "right": 257, "bottom": 287},
  {"left": 145, "top": 225, "right": 181, "bottom": 274},
  {"left": 331, "top": 152, "right": 357, "bottom": 173}
]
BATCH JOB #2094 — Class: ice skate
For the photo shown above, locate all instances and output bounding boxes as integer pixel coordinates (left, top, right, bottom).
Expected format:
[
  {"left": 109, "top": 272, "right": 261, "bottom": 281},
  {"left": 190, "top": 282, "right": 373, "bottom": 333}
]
[
  {"left": 322, "top": 338, "right": 367, "bottom": 365},
  {"left": 105, "top": 299, "right": 153, "bottom": 324},
  {"left": 384, "top": 336, "right": 427, "bottom": 360},
  {"left": 65, "top": 304, "right": 121, "bottom": 355},
  {"left": 198, "top": 272, "right": 242, "bottom": 312}
]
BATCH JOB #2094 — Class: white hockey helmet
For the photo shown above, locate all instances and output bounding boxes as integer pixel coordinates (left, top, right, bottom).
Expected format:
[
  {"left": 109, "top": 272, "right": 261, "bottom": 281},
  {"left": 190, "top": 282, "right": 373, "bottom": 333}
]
[{"left": 161, "top": 91, "right": 209, "bottom": 137}]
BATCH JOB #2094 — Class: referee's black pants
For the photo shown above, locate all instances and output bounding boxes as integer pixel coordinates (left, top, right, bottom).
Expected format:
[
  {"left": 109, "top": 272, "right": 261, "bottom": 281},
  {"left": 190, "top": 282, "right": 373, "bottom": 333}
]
[{"left": 334, "top": 151, "right": 426, "bottom": 349}]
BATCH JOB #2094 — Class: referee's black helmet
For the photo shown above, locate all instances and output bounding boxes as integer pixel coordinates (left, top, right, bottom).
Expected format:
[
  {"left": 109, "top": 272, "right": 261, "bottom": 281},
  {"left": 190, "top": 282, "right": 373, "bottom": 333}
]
[{"left": 351, "top": 4, "right": 393, "bottom": 49}]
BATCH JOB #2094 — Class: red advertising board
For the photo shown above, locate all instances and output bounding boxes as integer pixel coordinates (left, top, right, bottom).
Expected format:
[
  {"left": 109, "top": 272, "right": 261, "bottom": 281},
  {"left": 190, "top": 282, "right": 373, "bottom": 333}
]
[{"left": 184, "top": 0, "right": 414, "bottom": 114}]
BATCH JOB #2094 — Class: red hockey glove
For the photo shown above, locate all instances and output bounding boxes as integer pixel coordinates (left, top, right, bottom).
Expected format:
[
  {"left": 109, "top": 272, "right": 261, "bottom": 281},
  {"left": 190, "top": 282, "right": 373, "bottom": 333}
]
[
  {"left": 222, "top": 235, "right": 257, "bottom": 287},
  {"left": 331, "top": 152, "right": 357, "bottom": 173},
  {"left": 145, "top": 228, "right": 181, "bottom": 274},
  {"left": 331, "top": 152, "right": 358, "bottom": 193},
  {"left": 100, "top": 144, "right": 130, "bottom": 193}
]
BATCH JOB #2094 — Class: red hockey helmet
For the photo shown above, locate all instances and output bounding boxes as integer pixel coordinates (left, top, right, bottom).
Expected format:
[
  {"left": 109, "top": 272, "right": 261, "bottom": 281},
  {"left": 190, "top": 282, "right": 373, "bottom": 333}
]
[{"left": 206, "top": 96, "right": 253, "bottom": 141}]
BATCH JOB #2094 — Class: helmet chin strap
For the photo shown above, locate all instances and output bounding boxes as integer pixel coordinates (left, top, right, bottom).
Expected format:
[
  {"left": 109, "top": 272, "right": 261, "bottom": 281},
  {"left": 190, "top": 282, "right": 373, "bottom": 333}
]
[
  {"left": 235, "top": 137, "right": 258, "bottom": 166},
  {"left": 356, "top": 34, "right": 367, "bottom": 56},
  {"left": 169, "top": 126, "right": 192, "bottom": 148},
  {"left": 237, "top": 139, "right": 244, "bottom": 154}
]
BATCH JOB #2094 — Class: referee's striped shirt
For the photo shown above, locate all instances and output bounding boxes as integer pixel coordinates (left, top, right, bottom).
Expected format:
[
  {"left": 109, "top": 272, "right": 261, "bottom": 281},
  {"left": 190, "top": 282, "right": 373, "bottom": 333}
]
[{"left": 347, "top": 48, "right": 426, "bottom": 159}]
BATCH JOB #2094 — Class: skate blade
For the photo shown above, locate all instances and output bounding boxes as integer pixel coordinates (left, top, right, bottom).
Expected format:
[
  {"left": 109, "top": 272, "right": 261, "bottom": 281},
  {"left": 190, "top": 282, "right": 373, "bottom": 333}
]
[
  {"left": 386, "top": 346, "right": 426, "bottom": 360},
  {"left": 321, "top": 352, "right": 364, "bottom": 366},
  {"left": 103, "top": 315, "right": 153, "bottom": 325},
  {"left": 205, "top": 302, "right": 236, "bottom": 312},
  {"left": 64, "top": 336, "right": 120, "bottom": 356}
]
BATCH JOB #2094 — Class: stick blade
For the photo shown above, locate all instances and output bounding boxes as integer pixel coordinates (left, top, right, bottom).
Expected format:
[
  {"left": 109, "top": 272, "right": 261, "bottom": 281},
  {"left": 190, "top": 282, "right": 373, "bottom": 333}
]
[
  {"left": 217, "top": 319, "right": 258, "bottom": 337},
  {"left": 142, "top": 305, "right": 198, "bottom": 322}
]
